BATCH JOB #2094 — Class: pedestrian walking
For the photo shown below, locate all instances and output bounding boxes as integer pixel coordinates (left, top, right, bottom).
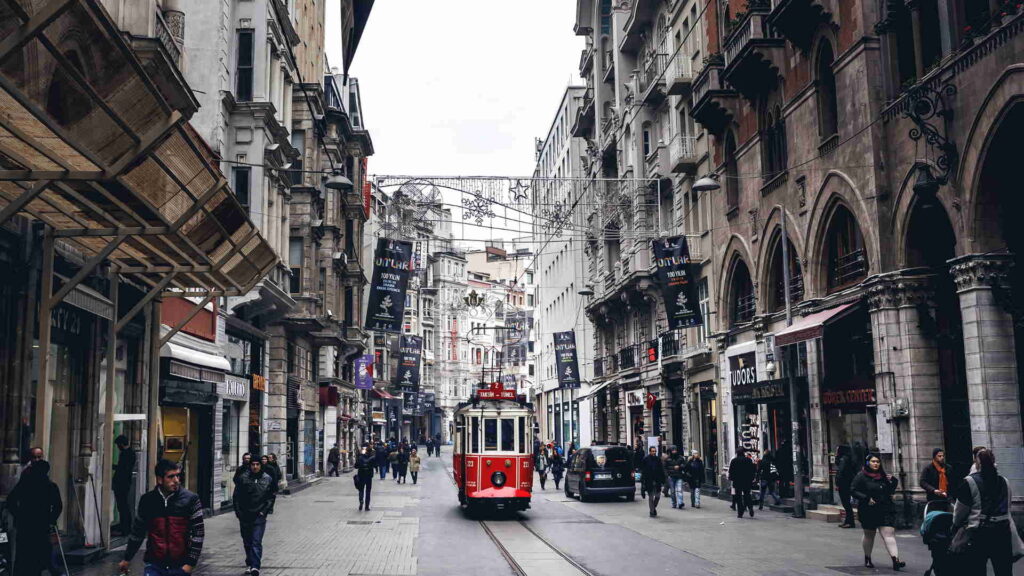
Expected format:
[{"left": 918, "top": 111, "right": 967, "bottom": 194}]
[
  {"left": 389, "top": 447, "right": 400, "bottom": 481},
  {"left": 355, "top": 445, "right": 376, "bottom": 510},
  {"left": 835, "top": 445, "right": 857, "bottom": 528},
  {"left": 233, "top": 453, "right": 252, "bottom": 483},
  {"left": 119, "top": 459, "right": 204, "bottom": 576},
  {"left": 375, "top": 443, "right": 389, "bottom": 479},
  {"left": 425, "top": 438, "right": 434, "bottom": 457},
  {"left": 920, "top": 448, "right": 954, "bottom": 502},
  {"left": 851, "top": 452, "right": 904, "bottom": 570},
  {"left": 728, "top": 447, "right": 756, "bottom": 518},
  {"left": 550, "top": 451, "right": 565, "bottom": 490},
  {"left": 409, "top": 449, "right": 422, "bottom": 484},
  {"left": 233, "top": 457, "right": 274, "bottom": 576},
  {"left": 639, "top": 447, "right": 664, "bottom": 517},
  {"left": 113, "top": 435, "right": 136, "bottom": 536},
  {"left": 633, "top": 440, "right": 647, "bottom": 498},
  {"left": 328, "top": 444, "right": 341, "bottom": 477},
  {"left": 686, "top": 451, "right": 704, "bottom": 508},
  {"left": 952, "top": 448, "right": 1023, "bottom": 575},
  {"left": 397, "top": 446, "right": 410, "bottom": 483},
  {"left": 665, "top": 446, "right": 687, "bottom": 509},
  {"left": 660, "top": 445, "right": 671, "bottom": 497},
  {"left": 261, "top": 455, "right": 280, "bottom": 515},
  {"left": 536, "top": 447, "right": 550, "bottom": 490},
  {"left": 757, "top": 450, "right": 781, "bottom": 510},
  {"left": 435, "top": 433, "right": 443, "bottom": 457},
  {"left": 7, "top": 459, "right": 63, "bottom": 576}
]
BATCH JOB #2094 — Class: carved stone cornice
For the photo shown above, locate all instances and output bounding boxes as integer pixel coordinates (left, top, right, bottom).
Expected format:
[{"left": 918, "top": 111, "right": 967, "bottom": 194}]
[
  {"left": 949, "top": 254, "right": 1014, "bottom": 293},
  {"left": 752, "top": 315, "right": 769, "bottom": 341},
  {"left": 864, "top": 271, "right": 936, "bottom": 311}
]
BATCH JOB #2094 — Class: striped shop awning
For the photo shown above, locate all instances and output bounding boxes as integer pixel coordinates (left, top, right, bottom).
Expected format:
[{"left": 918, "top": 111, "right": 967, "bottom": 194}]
[{"left": 0, "top": 0, "right": 278, "bottom": 294}]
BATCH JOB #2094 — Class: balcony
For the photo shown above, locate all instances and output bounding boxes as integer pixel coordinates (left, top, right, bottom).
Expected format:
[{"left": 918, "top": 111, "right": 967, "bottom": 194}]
[
  {"left": 722, "top": 3, "right": 786, "bottom": 100},
  {"left": 600, "top": 114, "right": 619, "bottom": 153},
  {"left": 580, "top": 45, "right": 595, "bottom": 76},
  {"left": 618, "top": 345, "right": 639, "bottom": 371},
  {"left": 571, "top": 88, "right": 596, "bottom": 138},
  {"left": 690, "top": 60, "right": 738, "bottom": 135},
  {"left": 637, "top": 53, "right": 668, "bottom": 104},
  {"left": 768, "top": 0, "right": 835, "bottom": 50},
  {"left": 829, "top": 249, "right": 868, "bottom": 289},
  {"left": 667, "top": 51, "right": 695, "bottom": 95},
  {"left": 669, "top": 135, "right": 699, "bottom": 174},
  {"left": 645, "top": 141, "right": 670, "bottom": 179},
  {"left": 661, "top": 329, "right": 687, "bottom": 360},
  {"left": 620, "top": 0, "right": 659, "bottom": 53}
]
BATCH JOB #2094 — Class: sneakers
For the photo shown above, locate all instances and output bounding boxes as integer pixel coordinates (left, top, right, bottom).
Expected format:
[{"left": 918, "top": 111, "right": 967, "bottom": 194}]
[
  {"left": 359, "top": 501, "right": 364, "bottom": 510},
  {"left": 245, "top": 568, "right": 252, "bottom": 575},
  {"left": 251, "top": 569, "right": 260, "bottom": 576}
]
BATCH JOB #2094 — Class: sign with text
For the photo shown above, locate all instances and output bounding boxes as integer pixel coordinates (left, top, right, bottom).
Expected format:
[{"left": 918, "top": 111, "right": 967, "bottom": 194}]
[
  {"left": 355, "top": 354, "right": 374, "bottom": 390},
  {"left": 729, "top": 352, "right": 757, "bottom": 396},
  {"left": 652, "top": 236, "right": 703, "bottom": 329},
  {"left": 365, "top": 238, "right": 413, "bottom": 333},
  {"left": 393, "top": 335, "right": 422, "bottom": 392},
  {"left": 553, "top": 331, "right": 581, "bottom": 389}
]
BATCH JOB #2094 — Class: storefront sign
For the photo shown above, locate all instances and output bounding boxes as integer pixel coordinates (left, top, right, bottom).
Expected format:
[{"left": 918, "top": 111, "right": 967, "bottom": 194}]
[
  {"left": 652, "top": 236, "right": 703, "bottom": 329},
  {"left": 355, "top": 354, "right": 374, "bottom": 390},
  {"left": 822, "top": 388, "right": 876, "bottom": 407},
  {"left": 729, "top": 352, "right": 757, "bottom": 393},
  {"left": 221, "top": 374, "right": 249, "bottom": 402},
  {"left": 733, "top": 378, "right": 789, "bottom": 404},
  {"left": 251, "top": 373, "right": 267, "bottom": 391},
  {"left": 553, "top": 331, "right": 580, "bottom": 389},
  {"left": 626, "top": 389, "right": 645, "bottom": 406},
  {"left": 371, "top": 411, "right": 385, "bottom": 423},
  {"left": 423, "top": 393, "right": 436, "bottom": 411},
  {"left": 393, "top": 335, "right": 422, "bottom": 392},
  {"left": 365, "top": 239, "right": 414, "bottom": 333}
]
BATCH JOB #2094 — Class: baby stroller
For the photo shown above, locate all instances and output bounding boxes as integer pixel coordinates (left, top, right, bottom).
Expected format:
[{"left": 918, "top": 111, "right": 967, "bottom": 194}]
[{"left": 920, "top": 499, "right": 955, "bottom": 576}]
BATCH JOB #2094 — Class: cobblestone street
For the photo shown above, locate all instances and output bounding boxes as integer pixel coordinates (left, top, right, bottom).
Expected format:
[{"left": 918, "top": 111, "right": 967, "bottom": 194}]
[{"left": 70, "top": 450, "right": 1023, "bottom": 575}]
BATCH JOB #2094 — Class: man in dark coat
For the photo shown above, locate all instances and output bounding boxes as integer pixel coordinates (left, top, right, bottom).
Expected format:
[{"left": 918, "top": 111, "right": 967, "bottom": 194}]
[
  {"left": 835, "top": 445, "right": 858, "bottom": 527},
  {"left": 233, "top": 458, "right": 274, "bottom": 576},
  {"left": 919, "top": 447, "right": 954, "bottom": 502},
  {"left": 728, "top": 447, "right": 757, "bottom": 518},
  {"left": 8, "top": 459, "right": 63, "bottom": 576},
  {"left": 327, "top": 445, "right": 341, "bottom": 477},
  {"left": 639, "top": 447, "right": 665, "bottom": 517},
  {"left": 112, "top": 435, "right": 136, "bottom": 535},
  {"left": 665, "top": 447, "right": 688, "bottom": 509}
]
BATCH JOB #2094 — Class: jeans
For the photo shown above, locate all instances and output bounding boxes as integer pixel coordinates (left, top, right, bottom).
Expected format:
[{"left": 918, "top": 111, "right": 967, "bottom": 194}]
[
  {"left": 239, "top": 516, "right": 267, "bottom": 570},
  {"left": 358, "top": 477, "right": 373, "bottom": 508},
  {"left": 647, "top": 485, "right": 662, "bottom": 514},
  {"left": 144, "top": 564, "right": 190, "bottom": 576},
  {"left": 759, "top": 480, "right": 780, "bottom": 508},
  {"left": 411, "top": 471, "right": 418, "bottom": 484},
  {"left": 670, "top": 478, "right": 686, "bottom": 508},
  {"left": 391, "top": 464, "right": 399, "bottom": 480},
  {"left": 689, "top": 482, "right": 701, "bottom": 507},
  {"left": 379, "top": 462, "right": 388, "bottom": 479},
  {"left": 733, "top": 488, "right": 754, "bottom": 517},
  {"left": 328, "top": 462, "right": 339, "bottom": 477}
]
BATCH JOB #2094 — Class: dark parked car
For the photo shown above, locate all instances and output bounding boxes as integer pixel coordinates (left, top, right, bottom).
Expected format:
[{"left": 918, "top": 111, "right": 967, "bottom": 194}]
[{"left": 565, "top": 445, "right": 635, "bottom": 502}]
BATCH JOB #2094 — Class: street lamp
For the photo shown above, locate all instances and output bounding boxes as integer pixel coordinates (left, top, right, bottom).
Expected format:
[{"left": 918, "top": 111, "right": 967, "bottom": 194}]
[
  {"left": 577, "top": 284, "right": 595, "bottom": 297},
  {"left": 325, "top": 173, "right": 354, "bottom": 190},
  {"left": 692, "top": 174, "right": 721, "bottom": 193}
]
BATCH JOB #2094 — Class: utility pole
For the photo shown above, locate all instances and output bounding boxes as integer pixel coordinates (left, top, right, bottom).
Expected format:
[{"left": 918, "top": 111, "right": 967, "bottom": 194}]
[{"left": 780, "top": 212, "right": 805, "bottom": 518}]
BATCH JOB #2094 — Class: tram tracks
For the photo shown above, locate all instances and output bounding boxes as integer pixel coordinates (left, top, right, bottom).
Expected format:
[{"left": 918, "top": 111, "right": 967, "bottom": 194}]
[{"left": 444, "top": 463, "right": 594, "bottom": 576}]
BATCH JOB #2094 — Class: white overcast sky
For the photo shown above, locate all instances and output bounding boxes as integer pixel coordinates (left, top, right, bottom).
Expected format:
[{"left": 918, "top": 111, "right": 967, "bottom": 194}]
[{"left": 325, "top": 1, "right": 584, "bottom": 178}]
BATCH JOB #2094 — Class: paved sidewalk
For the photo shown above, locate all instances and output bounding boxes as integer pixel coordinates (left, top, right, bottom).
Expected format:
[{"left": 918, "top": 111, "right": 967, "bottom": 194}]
[{"left": 72, "top": 470, "right": 422, "bottom": 576}]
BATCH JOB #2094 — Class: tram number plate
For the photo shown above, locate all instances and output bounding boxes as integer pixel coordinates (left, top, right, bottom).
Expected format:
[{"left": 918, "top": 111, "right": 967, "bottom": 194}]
[
  {"left": 0, "top": 531, "right": 7, "bottom": 543},
  {"left": 595, "top": 473, "right": 611, "bottom": 480}
]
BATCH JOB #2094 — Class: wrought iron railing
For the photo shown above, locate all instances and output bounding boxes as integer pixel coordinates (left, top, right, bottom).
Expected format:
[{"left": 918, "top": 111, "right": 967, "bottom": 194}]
[
  {"left": 154, "top": 10, "right": 182, "bottom": 65},
  {"left": 638, "top": 53, "right": 668, "bottom": 95},
  {"left": 618, "top": 344, "right": 638, "bottom": 370},
  {"left": 830, "top": 249, "right": 867, "bottom": 288},
  {"left": 734, "top": 293, "right": 757, "bottom": 324},
  {"left": 671, "top": 135, "right": 697, "bottom": 161}
]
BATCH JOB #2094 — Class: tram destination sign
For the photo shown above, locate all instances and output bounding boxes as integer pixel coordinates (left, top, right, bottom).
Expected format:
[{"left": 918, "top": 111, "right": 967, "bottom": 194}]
[
  {"left": 478, "top": 383, "right": 518, "bottom": 400},
  {"left": 652, "top": 236, "right": 703, "bottom": 329},
  {"left": 365, "top": 238, "right": 414, "bottom": 333},
  {"left": 553, "top": 330, "right": 581, "bottom": 389}
]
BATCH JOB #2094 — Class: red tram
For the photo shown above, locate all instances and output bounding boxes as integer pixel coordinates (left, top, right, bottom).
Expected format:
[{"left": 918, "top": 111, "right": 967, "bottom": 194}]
[{"left": 453, "top": 382, "right": 535, "bottom": 512}]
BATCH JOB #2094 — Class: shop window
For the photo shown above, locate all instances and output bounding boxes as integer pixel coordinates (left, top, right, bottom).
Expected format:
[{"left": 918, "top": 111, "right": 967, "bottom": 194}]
[
  {"left": 825, "top": 205, "right": 868, "bottom": 292},
  {"left": 730, "top": 258, "right": 755, "bottom": 326},
  {"left": 816, "top": 40, "right": 839, "bottom": 140}
]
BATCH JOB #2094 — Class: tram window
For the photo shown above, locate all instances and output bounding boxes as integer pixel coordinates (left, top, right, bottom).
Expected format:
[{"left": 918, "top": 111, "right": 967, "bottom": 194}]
[
  {"left": 501, "top": 418, "right": 515, "bottom": 451},
  {"left": 484, "top": 418, "right": 498, "bottom": 451},
  {"left": 471, "top": 417, "right": 480, "bottom": 452},
  {"left": 518, "top": 417, "right": 525, "bottom": 454}
]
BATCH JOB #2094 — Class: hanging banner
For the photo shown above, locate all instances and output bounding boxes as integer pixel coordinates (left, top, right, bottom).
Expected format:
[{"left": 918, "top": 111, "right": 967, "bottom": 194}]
[
  {"left": 393, "top": 335, "right": 422, "bottom": 392},
  {"left": 355, "top": 354, "right": 374, "bottom": 390},
  {"left": 365, "top": 238, "right": 414, "bottom": 333},
  {"left": 652, "top": 236, "right": 703, "bottom": 329},
  {"left": 553, "top": 330, "right": 581, "bottom": 389}
]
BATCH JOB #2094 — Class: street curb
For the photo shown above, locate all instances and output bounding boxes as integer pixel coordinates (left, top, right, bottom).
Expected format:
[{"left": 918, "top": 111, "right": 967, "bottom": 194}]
[{"left": 282, "top": 476, "right": 323, "bottom": 495}]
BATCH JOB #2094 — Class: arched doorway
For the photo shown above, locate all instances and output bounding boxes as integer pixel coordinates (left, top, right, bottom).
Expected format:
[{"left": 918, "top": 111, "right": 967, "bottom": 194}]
[{"left": 904, "top": 196, "right": 971, "bottom": 476}]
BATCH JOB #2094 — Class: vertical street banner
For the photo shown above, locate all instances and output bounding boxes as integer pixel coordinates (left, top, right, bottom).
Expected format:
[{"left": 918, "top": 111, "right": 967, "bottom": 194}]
[
  {"left": 553, "top": 331, "right": 581, "bottom": 389},
  {"left": 365, "top": 238, "right": 414, "bottom": 333},
  {"left": 652, "top": 236, "right": 704, "bottom": 329},
  {"left": 502, "top": 309, "right": 530, "bottom": 366},
  {"left": 355, "top": 354, "right": 374, "bottom": 390},
  {"left": 394, "top": 335, "right": 422, "bottom": 392}
]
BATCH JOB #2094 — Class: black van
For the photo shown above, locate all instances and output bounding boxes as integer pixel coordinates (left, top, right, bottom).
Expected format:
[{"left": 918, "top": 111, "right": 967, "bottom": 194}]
[{"left": 565, "top": 445, "right": 636, "bottom": 502}]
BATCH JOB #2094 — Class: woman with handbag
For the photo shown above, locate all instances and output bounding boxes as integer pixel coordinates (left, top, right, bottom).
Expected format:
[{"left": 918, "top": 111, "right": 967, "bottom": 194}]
[
  {"left": 851, "top": 453, "right": 905, "bottom": 570},
  {"left": 951, "top": 448, "right": 1022, "bottom": 575}
]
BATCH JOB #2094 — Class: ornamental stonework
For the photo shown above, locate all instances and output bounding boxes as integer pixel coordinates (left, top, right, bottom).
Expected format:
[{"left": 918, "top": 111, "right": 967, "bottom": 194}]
[
  {"left": 865, "top": 273, "right": 935, "bottom": 311},
  {"left": 949, "top": 254, "right": 1013, "bottom": 292}
]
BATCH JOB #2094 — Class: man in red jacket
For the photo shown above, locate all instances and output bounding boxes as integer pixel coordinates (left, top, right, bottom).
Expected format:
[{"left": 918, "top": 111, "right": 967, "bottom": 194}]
[{"left": 119, "top": 459, "right": 205, "bottom": 575}]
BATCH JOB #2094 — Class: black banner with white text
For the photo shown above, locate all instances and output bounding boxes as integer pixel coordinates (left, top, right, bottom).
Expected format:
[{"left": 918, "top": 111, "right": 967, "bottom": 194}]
[
  {"left": 553, "top": 331, "right": 581, "bottom": 389},
  {"left": 365, "top": 239, "right": 414, "bottom": 333},
  {"left": 652, "top": 236, "right": 704, "bottom": 329}
]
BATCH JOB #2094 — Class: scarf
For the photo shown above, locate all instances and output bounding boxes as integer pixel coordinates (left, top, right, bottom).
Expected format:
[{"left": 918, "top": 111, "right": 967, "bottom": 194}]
[
  {"left": 862, "top": 466, "right": 882, "bottom": 480},
  {"left": 934, "top": 461, "right": 948, "bottom": 493}
]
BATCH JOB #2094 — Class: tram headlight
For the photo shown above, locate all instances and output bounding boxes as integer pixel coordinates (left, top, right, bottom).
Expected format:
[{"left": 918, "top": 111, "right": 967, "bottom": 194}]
[{"left": 491, "top": 471, "right": 507, "bottom": 488}]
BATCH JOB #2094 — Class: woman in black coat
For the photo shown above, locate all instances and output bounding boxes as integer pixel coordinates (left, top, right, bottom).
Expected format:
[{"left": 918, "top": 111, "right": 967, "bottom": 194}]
[
  {"left": 355, "top": 445, "right": 376, "bottom": 510},
  {"left": 850, "top": 453, "right": 904, "bottom": 570},
  {"left": 549, "top": 452, "right": 566, "bottom": 490}
]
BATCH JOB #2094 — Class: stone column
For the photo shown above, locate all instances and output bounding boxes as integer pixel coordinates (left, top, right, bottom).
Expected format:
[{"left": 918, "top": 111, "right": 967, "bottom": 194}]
[
  {"left": 866, "top": 272, "right": 944, "bottom": 499},
  {"left": 949, "top": 254, "right": 1024, "bottom": 496}
]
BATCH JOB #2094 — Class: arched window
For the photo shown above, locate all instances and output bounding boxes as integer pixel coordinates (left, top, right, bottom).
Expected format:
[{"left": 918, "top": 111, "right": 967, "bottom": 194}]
[
  {"left": 759, "top": 101, "right": 788, "bottom": 178},
  {"left": 730, "top": 258, "right": 756, "bottom": 326},
  {"left": 825, "top": 205, "right": 868, "bottom": 291},
  {"left": 816, "top": 40, "right": 838, "bottom": 140},
  {"left": 767, "top": 233, "right": 803, "bottom": 312},
  {"left": 724, "top": 130, "right": 739, "bottom": 211}
]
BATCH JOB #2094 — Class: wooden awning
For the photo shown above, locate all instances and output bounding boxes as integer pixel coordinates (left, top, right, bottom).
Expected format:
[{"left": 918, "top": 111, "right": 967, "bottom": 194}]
[{"left": 0, "top": 0, "right": 278, "bottom": 294}]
